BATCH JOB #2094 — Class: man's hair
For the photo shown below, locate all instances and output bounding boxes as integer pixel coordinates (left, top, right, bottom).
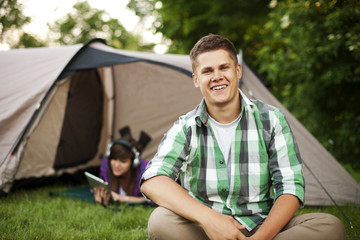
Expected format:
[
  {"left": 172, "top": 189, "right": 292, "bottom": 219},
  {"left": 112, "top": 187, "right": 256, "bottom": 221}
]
[{"left": 190, "top": 34, "right": 238, "bottom": 73}]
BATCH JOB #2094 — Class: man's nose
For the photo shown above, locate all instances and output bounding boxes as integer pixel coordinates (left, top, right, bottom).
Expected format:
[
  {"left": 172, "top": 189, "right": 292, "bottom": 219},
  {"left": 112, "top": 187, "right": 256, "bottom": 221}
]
[{"left": 211, "top": 70, "right": 223, "bottom": 81}]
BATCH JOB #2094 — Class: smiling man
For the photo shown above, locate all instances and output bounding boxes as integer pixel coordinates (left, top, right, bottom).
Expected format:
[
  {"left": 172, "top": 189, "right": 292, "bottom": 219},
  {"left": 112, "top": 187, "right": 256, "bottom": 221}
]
[
  {"left": 140, "top": 34, "right": 345, "bottom": 240},
  {"left": 193, "top": 49, "right": 241, "bottom": 123}
]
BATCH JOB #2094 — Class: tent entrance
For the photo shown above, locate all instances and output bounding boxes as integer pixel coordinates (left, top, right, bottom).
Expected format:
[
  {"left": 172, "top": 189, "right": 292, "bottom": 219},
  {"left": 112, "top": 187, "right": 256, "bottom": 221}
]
[{"left": 54, "top": 70, "right": 103, "bottom": 169}]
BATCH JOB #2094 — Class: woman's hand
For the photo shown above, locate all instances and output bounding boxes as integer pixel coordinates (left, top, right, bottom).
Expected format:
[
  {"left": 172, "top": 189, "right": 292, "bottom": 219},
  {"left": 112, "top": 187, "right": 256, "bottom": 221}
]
[
  {"left": 93, "top": 187, "right": 111, "bottom": 206},
  {"left": 111, "top": 192, "right": 130, "bottom": 202}
]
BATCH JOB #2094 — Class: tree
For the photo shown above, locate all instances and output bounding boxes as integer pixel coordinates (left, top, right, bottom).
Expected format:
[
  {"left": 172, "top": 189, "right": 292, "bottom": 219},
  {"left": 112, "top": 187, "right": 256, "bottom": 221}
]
[
  {"left": 13, "top": 32, "right": 46, "bottom": 48},
  {"left": 0, "top": 0, "right": 30, "bottom": 38},
  {"left": 48, "top": 1, "right": 154, "bottom": 51},
  {"left": 0, "top": 0, "right": 35, "bottom": 48},
  {"left": 254, "top": 0, "right": 360, "bottom": 168},
  {"left": 127, "top": 0, "right": 271, "bottom": 56}
]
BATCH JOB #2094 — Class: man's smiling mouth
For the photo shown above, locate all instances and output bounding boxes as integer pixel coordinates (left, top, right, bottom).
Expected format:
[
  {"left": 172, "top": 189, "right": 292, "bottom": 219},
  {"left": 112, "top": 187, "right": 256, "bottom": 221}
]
[{"left": 211, "top": 85, "right": 227, "bottom": 90}]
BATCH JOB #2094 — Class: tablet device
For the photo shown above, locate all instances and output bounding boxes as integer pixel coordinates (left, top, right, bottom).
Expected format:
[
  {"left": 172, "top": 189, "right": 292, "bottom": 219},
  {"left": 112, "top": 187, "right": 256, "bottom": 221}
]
[{"left": 84, "top": 171, "right": 111, "bottom": 195}]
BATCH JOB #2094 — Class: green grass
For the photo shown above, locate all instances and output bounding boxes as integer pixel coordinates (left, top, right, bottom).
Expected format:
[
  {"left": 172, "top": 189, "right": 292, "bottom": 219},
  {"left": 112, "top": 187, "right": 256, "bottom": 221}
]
[
  {"left": 0, "top": 183, "right": 154, "bottom": 239},
  {"left": 1, "top": 179, "right": 360, "bottom": 239}
]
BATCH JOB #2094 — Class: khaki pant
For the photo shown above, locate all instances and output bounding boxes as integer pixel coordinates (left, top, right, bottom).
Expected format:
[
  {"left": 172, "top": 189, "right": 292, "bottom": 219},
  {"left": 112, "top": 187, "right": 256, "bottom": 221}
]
[{"left": 148, "top": 207, "right": 346, "bottom": 240}]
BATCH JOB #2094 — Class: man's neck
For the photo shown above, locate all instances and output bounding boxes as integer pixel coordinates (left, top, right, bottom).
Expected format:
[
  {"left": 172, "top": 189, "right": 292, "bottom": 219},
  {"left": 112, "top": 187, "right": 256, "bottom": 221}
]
[{"left": 206, "top": 95, "right": 241, "bottom": 124}]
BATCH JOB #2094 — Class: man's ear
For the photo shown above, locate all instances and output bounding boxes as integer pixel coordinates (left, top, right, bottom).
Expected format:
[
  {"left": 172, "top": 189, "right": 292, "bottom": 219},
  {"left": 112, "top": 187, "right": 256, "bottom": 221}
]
[
  {"left": 193, "top": 73, "right": 200, "bottom": 88},
  {"left": 236, "top": 64, "right": 242, "bottom": 80}
]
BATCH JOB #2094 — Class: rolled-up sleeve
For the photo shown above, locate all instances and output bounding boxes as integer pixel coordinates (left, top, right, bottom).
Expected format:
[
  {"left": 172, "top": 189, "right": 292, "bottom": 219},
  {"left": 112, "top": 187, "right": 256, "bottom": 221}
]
[
  {"left": 140, "top": 117, "right": 188, "bottom": 187},
  {"left": 268, "top": 109, "right": 305, "bottom": 204}
]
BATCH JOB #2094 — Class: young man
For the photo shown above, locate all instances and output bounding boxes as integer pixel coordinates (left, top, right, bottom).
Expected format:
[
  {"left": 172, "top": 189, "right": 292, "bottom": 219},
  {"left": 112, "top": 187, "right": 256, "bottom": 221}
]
[{"left": 140, "top": 34, "right": 345, "bottom": 240}]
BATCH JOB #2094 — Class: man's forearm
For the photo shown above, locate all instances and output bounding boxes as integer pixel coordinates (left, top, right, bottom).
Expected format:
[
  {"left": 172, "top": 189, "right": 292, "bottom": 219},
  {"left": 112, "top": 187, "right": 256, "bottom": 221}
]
[
  {"left": 141, "top": 175, "right": 213, "bottom": 224},
  {"left": 252, "top": 194, "right": 300, "bottom": 240}
]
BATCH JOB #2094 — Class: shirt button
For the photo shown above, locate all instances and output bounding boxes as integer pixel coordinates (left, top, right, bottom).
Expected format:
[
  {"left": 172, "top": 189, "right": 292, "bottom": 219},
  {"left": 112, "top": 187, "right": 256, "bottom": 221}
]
[{"left": 219, "top": 160, "right": 224, "bottom": 164}]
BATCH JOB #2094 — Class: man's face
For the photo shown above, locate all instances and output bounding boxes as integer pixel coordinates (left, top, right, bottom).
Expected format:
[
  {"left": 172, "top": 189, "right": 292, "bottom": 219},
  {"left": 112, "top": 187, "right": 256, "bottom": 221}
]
[{"left": 192, "top": 49, "right": 242, "bottom": 109}]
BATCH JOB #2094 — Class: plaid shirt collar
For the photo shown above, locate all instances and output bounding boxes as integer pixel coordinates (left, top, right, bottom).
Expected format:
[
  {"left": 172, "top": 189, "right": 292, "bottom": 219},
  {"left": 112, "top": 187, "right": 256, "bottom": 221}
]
[{"left": 195, "top": 89, "right": 255, "bottom": 126}]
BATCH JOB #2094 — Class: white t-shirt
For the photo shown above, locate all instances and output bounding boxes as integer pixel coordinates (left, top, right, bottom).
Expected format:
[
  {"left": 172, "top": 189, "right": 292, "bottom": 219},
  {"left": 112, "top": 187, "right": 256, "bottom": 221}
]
[{"left": 208, "top": 113, "right": 241, "bottom": 164}]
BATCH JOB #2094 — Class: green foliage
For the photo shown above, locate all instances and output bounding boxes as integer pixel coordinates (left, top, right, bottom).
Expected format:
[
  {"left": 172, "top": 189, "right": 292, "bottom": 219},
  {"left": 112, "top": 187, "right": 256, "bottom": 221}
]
[
  {"left": 254, "top": 0, "right": 360, "bottom": 168},
  {"left": 0, "top": 184, "right": 153, "bottom": 239},
  {"left": 2, "top": 0, "right": 154, "bottom": 51},
  {"left": 0, "top": 0, "right": 50, "bottom": 48},
  {"left": 0, "top": 0, "right": 30, "bottom": 39},
  {"left": 0, "top": 0, "right": 33, "bottom": 48},
  {"left": 127, "top": 0, "right": 271, "bottom": 54},
  {"left": 48, "top": 1, "right": 154, "bottom": 51},
  {"left": 14, "top": 32, "right": 47, "bottom": 48}
]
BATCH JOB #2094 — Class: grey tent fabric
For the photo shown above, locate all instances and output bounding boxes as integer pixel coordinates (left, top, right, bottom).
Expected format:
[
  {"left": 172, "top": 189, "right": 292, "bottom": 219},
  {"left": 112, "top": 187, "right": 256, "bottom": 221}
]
[{"left": 0, "top": 39, "right": 359, "bottom": 206}]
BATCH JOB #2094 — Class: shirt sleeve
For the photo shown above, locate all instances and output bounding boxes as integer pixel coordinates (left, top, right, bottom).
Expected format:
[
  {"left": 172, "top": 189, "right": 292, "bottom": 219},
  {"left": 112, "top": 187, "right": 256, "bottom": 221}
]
[
  {"left": 268, "top": 109, "right": 305, "bottom": 204},
  {"left": 140, "top": 117, "right": 188, "bottom": 186}
]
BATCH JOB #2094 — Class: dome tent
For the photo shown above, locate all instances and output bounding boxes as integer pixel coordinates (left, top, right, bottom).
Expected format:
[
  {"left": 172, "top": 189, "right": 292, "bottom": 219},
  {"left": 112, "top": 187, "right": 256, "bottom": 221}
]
[{"left": 0, "top": 39, "right": 359, "bottom": 207}]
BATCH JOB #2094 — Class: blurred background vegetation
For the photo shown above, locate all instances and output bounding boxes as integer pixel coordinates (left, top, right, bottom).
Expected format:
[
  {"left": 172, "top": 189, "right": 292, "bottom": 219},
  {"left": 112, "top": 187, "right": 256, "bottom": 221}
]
[{"left": 1, "top": 0, "right": 359, "bottom": 169}]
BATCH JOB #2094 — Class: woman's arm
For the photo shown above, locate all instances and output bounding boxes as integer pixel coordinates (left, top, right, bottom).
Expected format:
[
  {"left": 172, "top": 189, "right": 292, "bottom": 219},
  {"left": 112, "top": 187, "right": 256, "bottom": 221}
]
[{"left": 111, "top": 192, "right": 149, "bottom": 203}]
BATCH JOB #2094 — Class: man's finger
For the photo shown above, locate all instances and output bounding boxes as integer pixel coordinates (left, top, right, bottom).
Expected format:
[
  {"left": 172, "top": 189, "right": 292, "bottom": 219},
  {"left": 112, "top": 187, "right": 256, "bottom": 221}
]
[{"left": 233, "top": 219, "right": 246, "bottom": 230}]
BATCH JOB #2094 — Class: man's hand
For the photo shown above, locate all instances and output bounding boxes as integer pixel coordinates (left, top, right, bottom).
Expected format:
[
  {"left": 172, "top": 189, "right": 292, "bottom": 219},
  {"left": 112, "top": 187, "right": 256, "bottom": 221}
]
[{"left": 200, "top": 210, "right": 247, "bottom": 240}]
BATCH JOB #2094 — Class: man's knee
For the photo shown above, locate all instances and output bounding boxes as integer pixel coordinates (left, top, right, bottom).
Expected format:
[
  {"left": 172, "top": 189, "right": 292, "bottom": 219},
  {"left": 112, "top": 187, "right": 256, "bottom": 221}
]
[
  {"left": 297, "top": 213, "right": 345, "bottom": 240},
  {"left": 147, "top": 207, "right": 187, "bottom": 240},
  {"left": 147, "top": 207, "right": 170, "bottom": 239},
  {"left": 276, "top": 212, "right": 346, "bottom": 240},
  {"left": 147, "top": 207, "right": 208, "bottom": 240},
  {"left": 321, "top": 213, "right": 346, "bottom": 240}
]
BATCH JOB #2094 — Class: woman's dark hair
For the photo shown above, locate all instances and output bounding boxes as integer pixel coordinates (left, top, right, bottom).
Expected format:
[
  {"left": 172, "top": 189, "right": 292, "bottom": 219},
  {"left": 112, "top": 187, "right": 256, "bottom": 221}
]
[
  {"left": 109, "top": 141, "right": 136, "bottom": 161},
  {"left": 107, "top": 139, "right": 139, "bottom": 194},
  {"left": 106, "top": 126, "right": 151, "bottom": 195}
]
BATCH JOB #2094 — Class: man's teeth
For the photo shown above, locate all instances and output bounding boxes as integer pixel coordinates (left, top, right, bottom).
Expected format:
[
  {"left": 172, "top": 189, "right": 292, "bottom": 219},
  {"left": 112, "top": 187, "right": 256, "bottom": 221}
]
[{"left": 212, "top": 85, "right": 226, "bottom": 90}]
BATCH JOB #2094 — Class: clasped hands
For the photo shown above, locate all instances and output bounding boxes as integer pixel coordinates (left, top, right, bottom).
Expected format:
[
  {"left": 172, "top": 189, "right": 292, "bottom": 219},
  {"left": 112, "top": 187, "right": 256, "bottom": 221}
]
[{"left": 200, "top": 211, "right": 257, "bottom": 240}]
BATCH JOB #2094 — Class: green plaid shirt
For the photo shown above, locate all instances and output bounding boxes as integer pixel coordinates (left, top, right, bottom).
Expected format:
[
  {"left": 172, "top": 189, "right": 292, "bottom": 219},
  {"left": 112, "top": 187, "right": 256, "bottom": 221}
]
[{"left": 141, "top": 90, "right": 305, "bottom": 231}]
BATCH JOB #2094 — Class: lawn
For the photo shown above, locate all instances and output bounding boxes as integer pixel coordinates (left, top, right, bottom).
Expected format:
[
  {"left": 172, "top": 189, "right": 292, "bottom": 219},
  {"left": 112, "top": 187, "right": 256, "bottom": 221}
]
[
  {"left": 0, "top": 183, "right": 154, "bottom": 239},
  {"left": 1, "top": 177, "right": 360, "bottom": 239}
]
